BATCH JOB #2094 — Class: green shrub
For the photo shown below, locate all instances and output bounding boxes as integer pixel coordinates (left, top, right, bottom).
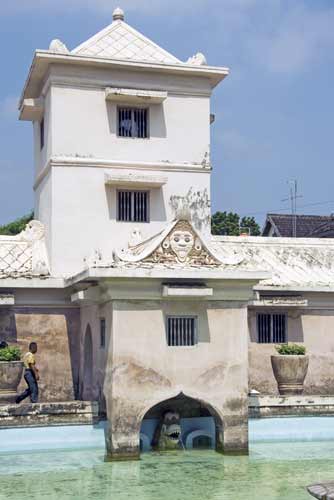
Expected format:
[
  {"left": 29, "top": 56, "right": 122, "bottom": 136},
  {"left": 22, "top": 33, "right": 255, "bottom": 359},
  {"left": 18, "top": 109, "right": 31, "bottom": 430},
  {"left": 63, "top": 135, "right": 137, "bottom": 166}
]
[
  {"left": 0, "top": 346, "right": 21, "bottom": 361},
  {"left": 0, "top": 212, "right": 34, "bottom": 236},
  {"left": 275, "top": 343, "right": 306, "bottom": 355}
]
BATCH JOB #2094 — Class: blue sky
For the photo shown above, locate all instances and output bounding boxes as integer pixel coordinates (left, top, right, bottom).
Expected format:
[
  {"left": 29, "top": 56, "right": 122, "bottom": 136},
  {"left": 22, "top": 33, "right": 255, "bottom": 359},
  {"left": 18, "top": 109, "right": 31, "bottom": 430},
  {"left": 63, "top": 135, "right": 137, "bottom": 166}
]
[{"left": 1, "top": 0, "right": 334, "bottom": 226}]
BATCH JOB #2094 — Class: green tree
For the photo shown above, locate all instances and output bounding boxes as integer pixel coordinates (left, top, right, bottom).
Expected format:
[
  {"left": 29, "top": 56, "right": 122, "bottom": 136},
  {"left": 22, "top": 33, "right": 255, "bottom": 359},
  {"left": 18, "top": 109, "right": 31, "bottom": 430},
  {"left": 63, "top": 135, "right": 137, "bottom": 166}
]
[
  {"left": 211, "top": 211, "right": 260, "bottom": 236},
  {"left": 0, "top": 211, "right": 34, "bottom": 236},
  {"left": 240, "top": 216, "right": 261, "bottom": 236}
]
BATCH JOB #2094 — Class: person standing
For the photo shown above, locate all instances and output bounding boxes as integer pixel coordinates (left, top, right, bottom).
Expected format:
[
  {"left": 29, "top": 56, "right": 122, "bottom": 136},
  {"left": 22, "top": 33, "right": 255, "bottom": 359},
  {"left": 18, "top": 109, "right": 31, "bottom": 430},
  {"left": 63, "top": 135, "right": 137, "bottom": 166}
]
[{"left": 16, "top": 342, "right": 39, "bottom": 404}]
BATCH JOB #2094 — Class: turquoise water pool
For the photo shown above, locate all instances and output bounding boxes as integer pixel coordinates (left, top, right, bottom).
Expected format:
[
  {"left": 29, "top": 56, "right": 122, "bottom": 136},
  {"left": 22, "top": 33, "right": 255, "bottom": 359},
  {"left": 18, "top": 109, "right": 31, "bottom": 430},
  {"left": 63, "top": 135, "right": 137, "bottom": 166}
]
[{"left": 0, "top": 418, "right": 334, "bottom": 500}]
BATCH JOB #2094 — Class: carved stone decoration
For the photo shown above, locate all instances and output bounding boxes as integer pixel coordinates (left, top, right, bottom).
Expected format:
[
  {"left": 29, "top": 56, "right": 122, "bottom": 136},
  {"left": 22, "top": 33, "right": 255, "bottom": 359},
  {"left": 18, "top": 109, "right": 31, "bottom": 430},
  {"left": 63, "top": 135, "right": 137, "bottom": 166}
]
[
  {"left": 18, "top": 220, "right": 45, "bottom": 242},
  {"left": 152, "top": 411, "right": 182, "bottom": 450},
  {"left": 83, "top": 249, "right": 103, "bottom": 268},
  {"left": 0, "top": 220, "right": 50, "bottom": 277},
  {"left": 143, "top": 220, "right": 221, "bottom": 266},
  {"left": 186, "top": 52, "right": 207, "bottom": 66},
  {"left": 129, "top": 228, "right": 143, "bottom": 247},
  {"left": 49, "top": 39, "right": 69, "bottom": 53}
]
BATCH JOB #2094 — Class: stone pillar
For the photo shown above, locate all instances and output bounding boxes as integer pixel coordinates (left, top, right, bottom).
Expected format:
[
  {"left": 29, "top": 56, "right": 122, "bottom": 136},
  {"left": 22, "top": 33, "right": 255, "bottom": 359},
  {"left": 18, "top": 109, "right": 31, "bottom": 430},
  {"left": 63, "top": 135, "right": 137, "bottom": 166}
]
[
  {"left": 104, "top": 398, "right": 141, "bottom": 461},
  {"left": 222, "top": 399, "right": 249, "bottom": 454}
]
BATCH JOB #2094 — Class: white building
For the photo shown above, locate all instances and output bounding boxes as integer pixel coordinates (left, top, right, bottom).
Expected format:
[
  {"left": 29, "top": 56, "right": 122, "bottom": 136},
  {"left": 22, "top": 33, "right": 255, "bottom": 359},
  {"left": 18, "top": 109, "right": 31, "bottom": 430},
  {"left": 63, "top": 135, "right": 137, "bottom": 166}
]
[{"left": 1, "top": 7, "right": 334, "bottom": 460}]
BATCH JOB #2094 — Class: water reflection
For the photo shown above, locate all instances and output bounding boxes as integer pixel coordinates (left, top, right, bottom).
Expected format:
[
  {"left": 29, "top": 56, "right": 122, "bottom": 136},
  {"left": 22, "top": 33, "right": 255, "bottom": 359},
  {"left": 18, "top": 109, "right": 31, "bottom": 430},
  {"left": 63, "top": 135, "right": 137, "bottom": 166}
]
[{"left": 0, "top": 445, "right": 334, "bottom": 500}]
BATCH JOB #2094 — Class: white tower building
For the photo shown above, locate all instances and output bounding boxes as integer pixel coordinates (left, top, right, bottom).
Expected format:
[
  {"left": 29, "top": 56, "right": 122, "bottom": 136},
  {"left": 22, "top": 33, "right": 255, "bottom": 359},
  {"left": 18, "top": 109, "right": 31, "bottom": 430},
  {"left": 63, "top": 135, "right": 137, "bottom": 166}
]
[{"left": 20, "top": 7, "right": 228, "bottom": 276}]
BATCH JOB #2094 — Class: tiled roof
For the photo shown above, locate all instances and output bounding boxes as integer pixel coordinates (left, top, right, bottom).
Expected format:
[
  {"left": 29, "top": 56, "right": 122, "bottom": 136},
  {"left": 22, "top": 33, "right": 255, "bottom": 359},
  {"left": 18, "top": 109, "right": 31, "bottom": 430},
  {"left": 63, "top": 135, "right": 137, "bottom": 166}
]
[
  {"left": 105, "top": 219, "right": 334, "bottom": 290},
  {"left": 211, "top": 235, "right": 334, "bottom": 289},
  {"left": 72, "top": 19, "right": 181, "bottom": 65},
  {"left": 262, "top": 213, "right": 334, "bottom": 238}
]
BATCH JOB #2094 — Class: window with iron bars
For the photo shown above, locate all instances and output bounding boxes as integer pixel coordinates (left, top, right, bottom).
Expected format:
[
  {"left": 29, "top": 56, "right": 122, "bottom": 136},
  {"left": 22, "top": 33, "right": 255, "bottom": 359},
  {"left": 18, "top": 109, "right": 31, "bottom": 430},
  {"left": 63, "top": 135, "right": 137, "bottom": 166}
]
[
  {"left": 117, "top": 190, "right": 149, "bottom": 223},
  {"left": 118, "top": 107, "right": 148, "bottom": 138},
  {"left": 257, "top": 313, "right": 287, "bottom": 343},
  {"left": 167, "top": 316, "right": 198, "bottom": 347}
]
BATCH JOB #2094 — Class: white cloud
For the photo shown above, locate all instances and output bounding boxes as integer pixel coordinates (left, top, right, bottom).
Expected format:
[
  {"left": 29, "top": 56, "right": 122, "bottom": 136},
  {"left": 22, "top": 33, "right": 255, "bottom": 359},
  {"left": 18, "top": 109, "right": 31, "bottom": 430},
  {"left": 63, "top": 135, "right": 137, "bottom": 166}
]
[{"left": 2, "top": 1, "right": 334, "bottom": 75}]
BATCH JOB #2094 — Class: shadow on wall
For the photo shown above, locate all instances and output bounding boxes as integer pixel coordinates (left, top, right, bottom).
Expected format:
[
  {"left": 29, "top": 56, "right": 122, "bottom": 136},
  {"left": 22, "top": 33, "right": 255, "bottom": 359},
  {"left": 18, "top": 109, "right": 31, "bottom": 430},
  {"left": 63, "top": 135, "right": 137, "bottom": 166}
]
[
  {"left": 0, "top": 309, "right": 18, "bottom": 343},
  {"left": 1, "top": 308, "right": 81, "bottom": 402},
  {"left": 79, "top": 312, "right": 111, "bottom": 414},
  {"left": 248, "top": 309, "right": 305, "bottom": 395},
  {"left": 105, "top": 185, "right": 167, "bottom": 224},
  {"left": 248, "top": 309, "right": 304, "bottom": 343},
  {"left": 106, "top": 101, "right": 167, "bottom": 138},
  {"left": 82, "top": 324, "right": 93, "bottom": 401}
]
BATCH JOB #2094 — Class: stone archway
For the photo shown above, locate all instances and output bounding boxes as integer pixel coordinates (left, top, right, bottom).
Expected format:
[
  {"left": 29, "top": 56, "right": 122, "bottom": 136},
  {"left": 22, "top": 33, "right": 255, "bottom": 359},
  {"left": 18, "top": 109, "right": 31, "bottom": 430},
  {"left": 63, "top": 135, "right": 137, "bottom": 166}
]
[
  {"left": 82, "top": 324, "right": 93, "bottom": 401},
  {"left": 140, "top": 393, "right": 224, "bottom": 453}
]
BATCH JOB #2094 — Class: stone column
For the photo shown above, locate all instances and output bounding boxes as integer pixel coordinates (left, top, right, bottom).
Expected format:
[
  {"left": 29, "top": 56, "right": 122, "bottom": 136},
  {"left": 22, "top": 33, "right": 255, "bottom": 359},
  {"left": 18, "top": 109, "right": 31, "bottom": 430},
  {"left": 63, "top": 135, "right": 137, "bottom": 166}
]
[
  {"left": 222, "top": 399, "right": 249, "bottom": 454},
  {"left": 104, "top": 398, "right": 141, "bottom": 461}
]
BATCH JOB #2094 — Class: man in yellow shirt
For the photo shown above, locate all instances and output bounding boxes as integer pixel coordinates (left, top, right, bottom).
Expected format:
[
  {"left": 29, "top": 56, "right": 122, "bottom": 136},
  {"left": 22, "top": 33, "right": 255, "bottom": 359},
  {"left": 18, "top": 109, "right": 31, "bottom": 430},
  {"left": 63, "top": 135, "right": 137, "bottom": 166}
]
[{"left": 16, "top": 342, "right": 39, "bottom": 404}]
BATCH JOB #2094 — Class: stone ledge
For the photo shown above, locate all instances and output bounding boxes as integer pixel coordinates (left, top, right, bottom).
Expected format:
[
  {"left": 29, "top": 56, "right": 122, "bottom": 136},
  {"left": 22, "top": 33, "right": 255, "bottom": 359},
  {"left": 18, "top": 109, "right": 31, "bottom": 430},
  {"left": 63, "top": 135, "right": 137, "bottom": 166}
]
[
  {"left": 0, "top": 401, "right": 99, "bottom": 428},
  {"left": 249, "top": 395, "right": 334, "bottom": 418}
]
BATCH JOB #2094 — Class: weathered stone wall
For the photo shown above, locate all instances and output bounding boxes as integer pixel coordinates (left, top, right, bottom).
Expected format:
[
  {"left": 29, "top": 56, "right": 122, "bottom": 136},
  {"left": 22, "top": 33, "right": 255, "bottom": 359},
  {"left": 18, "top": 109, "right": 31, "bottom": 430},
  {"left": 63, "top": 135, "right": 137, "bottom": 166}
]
[
  {"left": 104, "top": 299, "right": 249, "bottom": 459},
  {"left": 79, "top": 303, "right": 112, "bottom": 412},
  {"left": 0, "top": 307, "right": 80, "bottom": 402},
  {"left": 0, "top": 401, "right": 98, "bottom": 428},
  {"left": 248, "top": 308, "right": 334, "bottom": 395}
]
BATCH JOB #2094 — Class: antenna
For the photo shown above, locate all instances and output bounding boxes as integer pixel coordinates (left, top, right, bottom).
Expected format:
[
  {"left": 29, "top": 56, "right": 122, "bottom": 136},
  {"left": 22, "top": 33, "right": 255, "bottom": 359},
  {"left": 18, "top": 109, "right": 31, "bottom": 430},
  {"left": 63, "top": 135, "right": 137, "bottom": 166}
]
[{"left": 281, "top": 179, "right": 303, "bottom": 237}]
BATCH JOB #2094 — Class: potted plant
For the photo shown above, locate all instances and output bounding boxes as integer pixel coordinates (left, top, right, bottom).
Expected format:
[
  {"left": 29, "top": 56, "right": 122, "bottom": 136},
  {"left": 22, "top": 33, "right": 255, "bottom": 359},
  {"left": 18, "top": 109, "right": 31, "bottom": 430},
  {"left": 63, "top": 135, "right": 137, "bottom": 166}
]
[
  {"left": 0, "top": 345, "right": 23, "bottom": 404},
  {"left": 271, "top": 343, "right": 309, "bottom": 395}
]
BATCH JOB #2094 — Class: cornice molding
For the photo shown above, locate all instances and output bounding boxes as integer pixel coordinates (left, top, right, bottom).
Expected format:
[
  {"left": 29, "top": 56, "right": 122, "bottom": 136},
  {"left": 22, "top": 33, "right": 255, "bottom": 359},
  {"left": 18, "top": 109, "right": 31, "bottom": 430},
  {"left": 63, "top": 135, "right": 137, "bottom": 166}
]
[{"left": 34, "top": 156, "right": 211, "bottom": 190}]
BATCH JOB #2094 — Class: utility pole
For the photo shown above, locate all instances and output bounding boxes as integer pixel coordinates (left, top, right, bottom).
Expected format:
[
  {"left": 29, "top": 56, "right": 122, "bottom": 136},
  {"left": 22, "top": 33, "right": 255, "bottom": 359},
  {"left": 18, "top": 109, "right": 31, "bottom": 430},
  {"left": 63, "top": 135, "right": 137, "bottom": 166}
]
[{"left": 282, "top": 180, "right": 302, "bottom": 237}]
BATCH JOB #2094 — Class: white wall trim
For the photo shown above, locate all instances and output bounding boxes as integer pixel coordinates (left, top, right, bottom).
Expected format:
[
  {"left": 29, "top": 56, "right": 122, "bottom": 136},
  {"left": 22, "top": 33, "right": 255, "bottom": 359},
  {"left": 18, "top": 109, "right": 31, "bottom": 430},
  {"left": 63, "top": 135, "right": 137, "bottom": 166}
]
[{"left": 34, "top": 157, "right": 211, "bottom": 190}]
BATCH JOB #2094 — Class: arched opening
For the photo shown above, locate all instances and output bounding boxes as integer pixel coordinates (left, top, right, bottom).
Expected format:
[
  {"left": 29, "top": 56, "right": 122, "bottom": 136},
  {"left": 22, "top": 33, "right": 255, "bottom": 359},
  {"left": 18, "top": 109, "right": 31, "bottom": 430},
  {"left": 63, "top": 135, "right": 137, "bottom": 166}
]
[
  {"left": 185, "top": 430, "right": 213, "bottom": 449},
  {"left": 82, "top": 324, "right": 93, "bottom": 401},
  {"left": 193, "top": 435, "right": 212, "bottom": 449},
  {"left": 140, "top": 393, "right": 223, "bottom": 453}
]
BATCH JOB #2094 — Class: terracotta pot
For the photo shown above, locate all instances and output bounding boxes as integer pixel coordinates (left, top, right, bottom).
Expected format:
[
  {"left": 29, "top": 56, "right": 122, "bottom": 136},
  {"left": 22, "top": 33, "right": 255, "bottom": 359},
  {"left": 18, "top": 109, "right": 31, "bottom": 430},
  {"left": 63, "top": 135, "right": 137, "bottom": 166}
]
[
  {"left": 271, "top": 355, "right": 309, "bottom": 395},
  {"left": 0, "top": 361, "right": 24, "bottom": 403}
]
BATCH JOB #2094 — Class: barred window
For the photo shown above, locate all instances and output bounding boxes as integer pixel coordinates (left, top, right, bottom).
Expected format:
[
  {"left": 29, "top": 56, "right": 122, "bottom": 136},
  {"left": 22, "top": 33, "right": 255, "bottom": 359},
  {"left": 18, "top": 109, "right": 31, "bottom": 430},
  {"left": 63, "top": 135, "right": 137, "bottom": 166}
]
[
  {"left": 100, "top": 318, "right": 106, "bottom": 348},
  {"left": 167, "top": 316, "right": 197, "bottom": 346},
  {"left": 257, "top": 313, "right": 287, "bottom": 343},
  {"left": 118, "top": 107, "right": 148, "bottom": 138},
  {"left": 117, "top": 190, "right": 149, "bottom": 222}
]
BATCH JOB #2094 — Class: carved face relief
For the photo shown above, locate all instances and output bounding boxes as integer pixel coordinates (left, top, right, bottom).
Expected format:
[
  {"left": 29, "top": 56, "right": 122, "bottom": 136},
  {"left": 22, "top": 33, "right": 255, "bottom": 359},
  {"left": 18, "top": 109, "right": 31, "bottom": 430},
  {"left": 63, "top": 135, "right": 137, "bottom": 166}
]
[
  {"left": 170, "top": 230, "right": 194, "bottom": 263},
  {"left": 140, "top": 220, "right": 221, "bottom": 267}
]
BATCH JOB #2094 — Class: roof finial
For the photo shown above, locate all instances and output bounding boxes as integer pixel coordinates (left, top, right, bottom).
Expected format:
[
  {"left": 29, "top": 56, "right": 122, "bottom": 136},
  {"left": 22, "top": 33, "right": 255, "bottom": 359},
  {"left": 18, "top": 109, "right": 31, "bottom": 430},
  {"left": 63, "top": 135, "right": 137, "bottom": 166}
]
[{"left": 113, "top": 7, "right": 124, "bottom": 21}]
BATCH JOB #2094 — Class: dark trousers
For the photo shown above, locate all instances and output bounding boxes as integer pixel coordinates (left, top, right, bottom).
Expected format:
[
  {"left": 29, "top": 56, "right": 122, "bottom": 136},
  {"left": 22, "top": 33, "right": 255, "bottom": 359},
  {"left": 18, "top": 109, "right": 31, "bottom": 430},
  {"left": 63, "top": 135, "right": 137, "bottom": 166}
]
[{"left": 16, "top": 370, "right": 39, "bottom": 404}]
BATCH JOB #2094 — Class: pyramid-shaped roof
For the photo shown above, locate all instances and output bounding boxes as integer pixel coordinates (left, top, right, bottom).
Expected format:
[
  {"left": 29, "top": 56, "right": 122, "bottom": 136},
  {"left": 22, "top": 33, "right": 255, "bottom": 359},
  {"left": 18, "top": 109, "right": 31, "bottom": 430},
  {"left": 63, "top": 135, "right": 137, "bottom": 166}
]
[{"left": 72, "top": 8, "right": 181, "bottom": 65}]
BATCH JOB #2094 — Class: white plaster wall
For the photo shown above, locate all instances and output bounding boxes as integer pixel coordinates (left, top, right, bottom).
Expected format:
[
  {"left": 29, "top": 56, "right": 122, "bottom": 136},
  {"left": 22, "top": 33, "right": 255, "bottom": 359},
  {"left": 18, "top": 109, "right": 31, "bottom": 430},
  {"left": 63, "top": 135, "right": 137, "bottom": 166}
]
[
  {"left": 110, "top": 301, "right": 248, "bottom": 396},
  {"left": 34, "top": 65, "right": 214, "bottom": 275},
  {"left": 49, "top": 166, "right": 210, "bottom": 275},
  {"left": 33, "top": 89, "right": 52, "bottom": 177},
  {"left": 104, "top": 299, "right": 249, "bottom": 452},
  {"left": 248, "top": 305, "right": 334, "bottom": 395},
  {"left": 34, "top": 170, "right": 53, "bottom": 263},
  {"left": 51, "top": 86, "right": 210, "bottom": 164}
]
